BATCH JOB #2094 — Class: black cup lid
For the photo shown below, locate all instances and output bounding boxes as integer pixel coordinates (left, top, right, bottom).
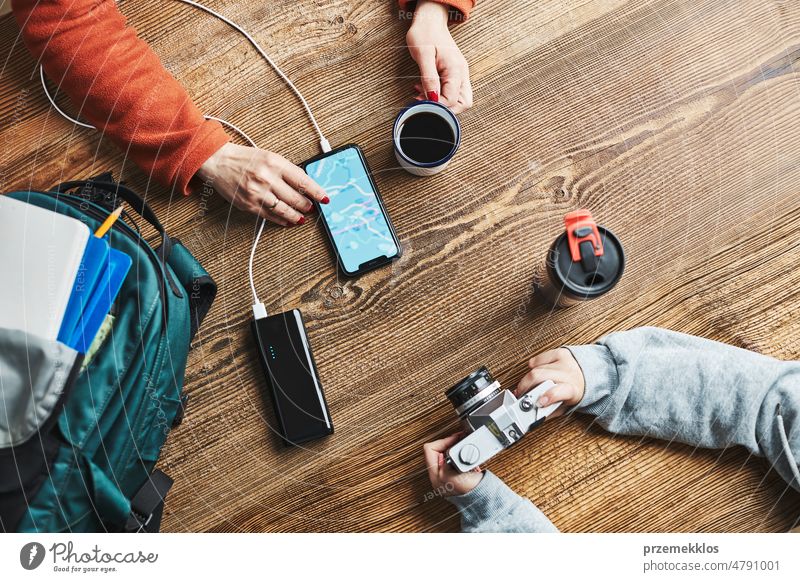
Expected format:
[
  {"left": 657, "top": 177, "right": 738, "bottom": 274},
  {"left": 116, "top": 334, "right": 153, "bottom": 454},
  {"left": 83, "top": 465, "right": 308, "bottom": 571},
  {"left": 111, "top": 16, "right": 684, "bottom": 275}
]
[{"left": 551, "top": 226, "right": 625, "bottom": 298}]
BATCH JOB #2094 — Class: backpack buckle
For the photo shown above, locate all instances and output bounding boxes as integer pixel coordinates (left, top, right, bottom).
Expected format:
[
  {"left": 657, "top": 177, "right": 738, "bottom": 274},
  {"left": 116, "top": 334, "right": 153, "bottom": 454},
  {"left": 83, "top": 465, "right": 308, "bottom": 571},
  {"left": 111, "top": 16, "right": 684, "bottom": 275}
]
[
  {"left": 124, "top": 470, "right": 173, "bottom": 533},
  {"left": 73, "top": 172, "right": 122, "bottom": 213},
  {"left": 128, "top": 510, "right": 153, "bottom": 533},
  {"left": 172, "top": 393, "right": 189, "bottom": 427}
]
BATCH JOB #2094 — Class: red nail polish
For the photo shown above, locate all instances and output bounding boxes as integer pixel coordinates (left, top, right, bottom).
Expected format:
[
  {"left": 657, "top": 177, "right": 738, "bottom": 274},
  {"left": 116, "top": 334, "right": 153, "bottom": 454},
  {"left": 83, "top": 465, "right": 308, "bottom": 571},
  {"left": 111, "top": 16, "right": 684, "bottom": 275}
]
[
  {"left": 297, "top": 216, "right": 306, "bottom": 225},
  {"left": 427, "top": 91, "right": 439, "bottom": 102},
  {"left": 321, "top": 196, "right": 330, "bottom": 204}
]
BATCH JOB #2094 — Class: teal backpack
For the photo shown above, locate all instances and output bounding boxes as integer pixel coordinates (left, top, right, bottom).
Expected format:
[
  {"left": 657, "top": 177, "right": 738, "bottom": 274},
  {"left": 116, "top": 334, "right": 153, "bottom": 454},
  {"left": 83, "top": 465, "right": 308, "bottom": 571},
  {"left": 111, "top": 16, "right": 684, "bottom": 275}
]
[{"left": 0, "top": 175, "right": 216, "bottom": 532}]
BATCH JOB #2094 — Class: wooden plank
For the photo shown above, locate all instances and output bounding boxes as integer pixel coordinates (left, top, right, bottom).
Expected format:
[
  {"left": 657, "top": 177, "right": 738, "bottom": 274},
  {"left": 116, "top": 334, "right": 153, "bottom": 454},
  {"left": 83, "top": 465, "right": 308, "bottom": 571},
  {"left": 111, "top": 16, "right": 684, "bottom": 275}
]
[{"left": 0, "top": 0, "right": 798, "bottom": 532}]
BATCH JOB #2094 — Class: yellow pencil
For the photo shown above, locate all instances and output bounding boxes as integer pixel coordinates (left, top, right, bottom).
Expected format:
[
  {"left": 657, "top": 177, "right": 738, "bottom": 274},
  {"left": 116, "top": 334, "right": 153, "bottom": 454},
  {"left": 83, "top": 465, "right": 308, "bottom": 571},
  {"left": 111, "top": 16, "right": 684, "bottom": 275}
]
[{"left": 94, "top": 205, "right": 123, "bottom": 238}]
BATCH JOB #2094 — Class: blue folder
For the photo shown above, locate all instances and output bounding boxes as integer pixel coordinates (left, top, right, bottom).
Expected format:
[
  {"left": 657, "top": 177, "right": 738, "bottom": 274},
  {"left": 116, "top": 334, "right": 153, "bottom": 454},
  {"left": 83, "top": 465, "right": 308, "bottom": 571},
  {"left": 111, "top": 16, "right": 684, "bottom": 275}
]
[
  {"left": 68, "top": 246, "right": 132, "bottom": 354},
  {"left": 57, "top": 235, "right": 110, "bottom": 344}
]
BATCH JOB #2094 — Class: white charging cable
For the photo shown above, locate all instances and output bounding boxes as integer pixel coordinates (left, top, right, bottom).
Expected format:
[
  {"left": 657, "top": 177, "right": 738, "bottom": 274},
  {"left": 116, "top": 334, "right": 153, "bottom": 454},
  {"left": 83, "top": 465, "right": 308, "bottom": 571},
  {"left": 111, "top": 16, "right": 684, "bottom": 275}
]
[
  {"left": 39, "top": 0, "right": 332, "bottom": 320},
  {"left": 175, "top": 0, "right": 331, "bottom": 154},
  {"left": 203, "top": 116, "right": 267, "bottom": 319}
]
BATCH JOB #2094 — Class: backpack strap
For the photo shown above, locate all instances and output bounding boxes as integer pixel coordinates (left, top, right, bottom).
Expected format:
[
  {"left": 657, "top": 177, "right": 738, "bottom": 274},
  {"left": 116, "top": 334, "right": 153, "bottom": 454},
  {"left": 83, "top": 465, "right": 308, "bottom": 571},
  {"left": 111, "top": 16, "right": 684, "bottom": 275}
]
[
  {"left": 163, "top": 239, "right": 217, "bottom": 341},
  {"left": 52, "top": 177, "right": 167, "bottom": 236},
  {"left": 124, "top": 470, "right": 174, "bottom": 533}
]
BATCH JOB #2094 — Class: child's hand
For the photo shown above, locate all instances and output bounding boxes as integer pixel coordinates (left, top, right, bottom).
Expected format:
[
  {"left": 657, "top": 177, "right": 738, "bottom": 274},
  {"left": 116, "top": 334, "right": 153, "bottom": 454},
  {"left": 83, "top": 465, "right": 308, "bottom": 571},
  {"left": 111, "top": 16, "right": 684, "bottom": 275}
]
[
  {"left": 406, "top": 0, "right": 473, "bottom": 113},
  {"left": 514, "top": 348, "right": 586, "bottom": 416},
  {"left": 423, "top": 433, "right": 483, "bottom": 496}
]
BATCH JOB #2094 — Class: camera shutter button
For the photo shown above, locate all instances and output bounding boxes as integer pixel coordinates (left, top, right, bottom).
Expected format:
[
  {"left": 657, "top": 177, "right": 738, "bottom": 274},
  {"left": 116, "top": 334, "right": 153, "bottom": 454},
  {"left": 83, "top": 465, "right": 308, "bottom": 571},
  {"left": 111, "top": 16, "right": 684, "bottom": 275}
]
[{"left": 459, "top": 444, "right": 481, "bottom": 466}]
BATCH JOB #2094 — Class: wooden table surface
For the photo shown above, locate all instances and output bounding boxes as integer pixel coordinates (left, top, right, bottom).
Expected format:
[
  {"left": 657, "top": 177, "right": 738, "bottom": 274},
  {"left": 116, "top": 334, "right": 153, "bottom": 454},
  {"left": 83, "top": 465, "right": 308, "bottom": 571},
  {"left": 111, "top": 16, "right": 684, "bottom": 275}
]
[{"left": 1, "top": 0, "right": 799, "bottom": 532}]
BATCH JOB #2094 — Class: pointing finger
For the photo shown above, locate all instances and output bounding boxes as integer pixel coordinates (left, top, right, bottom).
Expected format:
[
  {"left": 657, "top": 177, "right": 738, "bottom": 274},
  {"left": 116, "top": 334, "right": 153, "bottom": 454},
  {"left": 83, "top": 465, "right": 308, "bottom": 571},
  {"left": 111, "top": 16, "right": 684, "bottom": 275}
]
[{"left": 282, "top": 161, "right": 329, "bottom": 203}]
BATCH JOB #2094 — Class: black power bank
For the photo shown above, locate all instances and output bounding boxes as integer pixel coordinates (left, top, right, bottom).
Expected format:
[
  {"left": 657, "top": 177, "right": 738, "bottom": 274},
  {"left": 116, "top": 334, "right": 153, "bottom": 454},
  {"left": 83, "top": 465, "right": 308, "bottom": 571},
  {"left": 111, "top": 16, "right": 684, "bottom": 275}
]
[{"left": 251, "top": 309, "right": 333, "bottom": 445}]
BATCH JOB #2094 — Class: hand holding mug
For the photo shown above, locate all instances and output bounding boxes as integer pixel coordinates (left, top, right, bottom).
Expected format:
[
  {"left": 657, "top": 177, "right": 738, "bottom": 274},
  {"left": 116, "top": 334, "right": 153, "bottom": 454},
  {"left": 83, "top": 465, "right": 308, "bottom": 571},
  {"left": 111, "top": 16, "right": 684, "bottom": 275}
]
[{"left": 406, "top": 0, "right": 473, "bottom": 113}]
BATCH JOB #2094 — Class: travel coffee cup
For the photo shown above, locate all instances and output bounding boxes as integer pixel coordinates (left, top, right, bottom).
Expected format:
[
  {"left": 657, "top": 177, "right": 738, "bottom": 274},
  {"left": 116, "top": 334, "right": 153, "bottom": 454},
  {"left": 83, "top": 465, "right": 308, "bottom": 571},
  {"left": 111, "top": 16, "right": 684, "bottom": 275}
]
[
  {"left": 533, "top": 209, "right": 625, "bottom": 308},
  {"left": 393, "top": 100, "right": 461, "bottom": 176}
]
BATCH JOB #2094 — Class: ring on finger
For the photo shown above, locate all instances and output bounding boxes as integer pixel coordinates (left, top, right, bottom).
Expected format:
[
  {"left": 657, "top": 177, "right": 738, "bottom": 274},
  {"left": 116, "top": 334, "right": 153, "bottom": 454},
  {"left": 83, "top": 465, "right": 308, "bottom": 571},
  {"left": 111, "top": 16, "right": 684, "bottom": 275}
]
[{"left": 267, "top": 196, "right": 279, "bottom": 210}]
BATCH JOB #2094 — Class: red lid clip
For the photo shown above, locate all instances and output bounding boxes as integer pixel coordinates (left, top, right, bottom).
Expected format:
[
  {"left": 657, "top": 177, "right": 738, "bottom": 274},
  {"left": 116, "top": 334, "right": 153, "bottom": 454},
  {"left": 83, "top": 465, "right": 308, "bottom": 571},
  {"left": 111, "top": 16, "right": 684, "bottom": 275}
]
[{"left": 564, "top": 209, "right": 604, "bottom": 263}]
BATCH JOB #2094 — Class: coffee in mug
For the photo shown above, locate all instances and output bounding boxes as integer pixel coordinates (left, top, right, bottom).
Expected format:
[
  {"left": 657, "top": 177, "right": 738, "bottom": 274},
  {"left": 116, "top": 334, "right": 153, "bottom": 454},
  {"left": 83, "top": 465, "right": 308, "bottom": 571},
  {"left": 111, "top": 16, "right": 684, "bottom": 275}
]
[{"left": 393, "top": 100, "right": 460, "bottom": 176}]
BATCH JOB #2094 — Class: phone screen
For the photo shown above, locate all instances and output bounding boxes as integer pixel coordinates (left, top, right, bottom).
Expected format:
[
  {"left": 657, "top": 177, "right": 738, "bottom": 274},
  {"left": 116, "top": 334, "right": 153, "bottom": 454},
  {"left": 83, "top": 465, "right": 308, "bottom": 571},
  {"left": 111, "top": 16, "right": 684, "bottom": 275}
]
[{"left": 305, "top": 146, "right": 399, "bottom": 273}]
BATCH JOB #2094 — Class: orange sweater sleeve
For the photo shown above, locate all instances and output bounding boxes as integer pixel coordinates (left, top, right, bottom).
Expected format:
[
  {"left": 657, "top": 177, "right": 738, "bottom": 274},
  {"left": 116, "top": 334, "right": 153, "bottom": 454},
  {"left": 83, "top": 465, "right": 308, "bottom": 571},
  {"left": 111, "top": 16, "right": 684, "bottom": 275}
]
[
  {"left": 12, "top": 0, "right": 230, "bottom": 196},
  {"left": 398, "top": 0, "right": 476, "bottom": 20}
]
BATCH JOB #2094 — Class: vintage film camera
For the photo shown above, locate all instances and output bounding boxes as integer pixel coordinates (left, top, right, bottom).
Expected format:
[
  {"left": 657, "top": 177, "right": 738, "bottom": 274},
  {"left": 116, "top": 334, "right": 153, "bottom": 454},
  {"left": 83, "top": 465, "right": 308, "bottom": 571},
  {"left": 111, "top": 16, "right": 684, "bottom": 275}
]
[{"left": 445, "top": 367, "right": 561, "bottom": 472}]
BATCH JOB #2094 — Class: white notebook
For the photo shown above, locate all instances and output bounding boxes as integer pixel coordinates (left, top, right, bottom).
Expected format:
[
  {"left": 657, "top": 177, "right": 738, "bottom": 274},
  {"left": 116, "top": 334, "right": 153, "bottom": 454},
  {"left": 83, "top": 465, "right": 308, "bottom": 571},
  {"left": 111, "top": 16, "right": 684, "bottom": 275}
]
[{"left": 0, "top": 195, "right": 90, "bottom": 340}]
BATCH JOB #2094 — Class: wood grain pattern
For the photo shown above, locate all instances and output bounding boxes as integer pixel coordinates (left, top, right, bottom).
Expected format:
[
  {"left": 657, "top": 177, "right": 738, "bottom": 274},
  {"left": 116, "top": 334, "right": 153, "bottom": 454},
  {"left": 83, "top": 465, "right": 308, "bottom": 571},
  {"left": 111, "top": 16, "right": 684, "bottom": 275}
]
[{"left": 1, "top": 0, "right": 799, "bottom": 532}]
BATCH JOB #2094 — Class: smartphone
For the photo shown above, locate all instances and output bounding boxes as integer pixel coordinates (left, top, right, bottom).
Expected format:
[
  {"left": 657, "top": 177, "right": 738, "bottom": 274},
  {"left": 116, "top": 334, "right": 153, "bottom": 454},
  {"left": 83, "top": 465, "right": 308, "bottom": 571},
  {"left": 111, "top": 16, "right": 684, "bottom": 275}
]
[{"left": 302, "top": 144, "right": 402, "bottom": 276}]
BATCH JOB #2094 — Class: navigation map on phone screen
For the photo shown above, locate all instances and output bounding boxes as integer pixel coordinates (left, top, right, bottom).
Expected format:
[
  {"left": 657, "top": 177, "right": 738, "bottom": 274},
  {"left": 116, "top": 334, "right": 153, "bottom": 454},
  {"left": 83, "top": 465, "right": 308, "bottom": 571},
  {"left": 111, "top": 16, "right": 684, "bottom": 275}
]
[{"left": 305, "top": 147, "right": 398, "bottom": 273}]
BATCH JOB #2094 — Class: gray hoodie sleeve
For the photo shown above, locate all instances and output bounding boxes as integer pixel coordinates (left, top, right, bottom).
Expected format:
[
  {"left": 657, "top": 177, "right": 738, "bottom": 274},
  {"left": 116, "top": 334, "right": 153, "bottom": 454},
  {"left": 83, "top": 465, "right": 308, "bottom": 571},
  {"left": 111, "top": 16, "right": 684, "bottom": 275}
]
[
  {"left": 567, "top": 326, "right": 800, "bottom": 492},
  {"left": 446, "top": 470, "right": 559, "bottom": 532},
  {"left": 447, "top": 326, "right": 799, "bottom": 532}
]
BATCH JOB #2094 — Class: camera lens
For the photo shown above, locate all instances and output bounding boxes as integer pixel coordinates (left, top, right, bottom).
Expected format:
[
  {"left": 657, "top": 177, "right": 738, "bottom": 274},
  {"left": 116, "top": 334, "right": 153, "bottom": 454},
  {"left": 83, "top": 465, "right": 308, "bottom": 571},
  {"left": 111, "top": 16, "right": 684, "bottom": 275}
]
[{"left": 446, "top": 366, "right": 502, "bottom": 419}]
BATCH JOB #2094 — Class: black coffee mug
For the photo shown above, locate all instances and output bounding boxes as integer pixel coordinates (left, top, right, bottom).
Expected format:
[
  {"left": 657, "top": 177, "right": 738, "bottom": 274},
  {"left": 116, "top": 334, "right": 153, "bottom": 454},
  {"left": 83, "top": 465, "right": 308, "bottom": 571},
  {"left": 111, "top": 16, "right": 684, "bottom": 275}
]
[{"left": 393, "top": 100, "right": 461, "bottom": 176}]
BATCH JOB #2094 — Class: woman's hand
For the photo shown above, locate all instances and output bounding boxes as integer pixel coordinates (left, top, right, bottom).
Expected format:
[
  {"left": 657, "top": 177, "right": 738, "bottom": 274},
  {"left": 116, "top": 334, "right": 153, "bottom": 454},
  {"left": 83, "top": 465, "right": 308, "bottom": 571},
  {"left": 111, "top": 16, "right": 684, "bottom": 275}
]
[
  {"left": 196, "top": 143, "right": 329, "bottom": 226},
  {"left": 423, "top": 433, "right": 483, "bottom": 497},
  {"left": 406, "top": 0, "right": 473, "bottom": 113},
  {"left": 514, "top": 348, "right": 586, "bottom": 416}
]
